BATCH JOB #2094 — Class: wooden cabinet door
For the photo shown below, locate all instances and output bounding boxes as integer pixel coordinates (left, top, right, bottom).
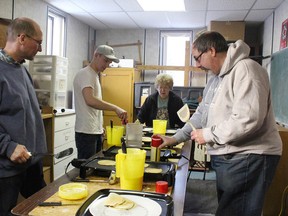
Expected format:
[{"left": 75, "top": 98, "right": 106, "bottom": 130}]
[
  {"left": 101, "top": 68, "right": 134, "bottom": 127},
  {"left": 0, "top": 19, "right": 10, "bottom": 48}
]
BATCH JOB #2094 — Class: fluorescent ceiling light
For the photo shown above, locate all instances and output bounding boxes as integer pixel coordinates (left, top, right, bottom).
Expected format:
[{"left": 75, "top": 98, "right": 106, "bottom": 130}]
[{"left": 137, "top": 0, "right": 185, "bottom": 11}]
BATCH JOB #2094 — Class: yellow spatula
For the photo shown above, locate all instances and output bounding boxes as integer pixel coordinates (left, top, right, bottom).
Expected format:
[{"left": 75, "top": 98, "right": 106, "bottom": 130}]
[{"left": 177, "top": 104, "right": 196, "bottom": 131}]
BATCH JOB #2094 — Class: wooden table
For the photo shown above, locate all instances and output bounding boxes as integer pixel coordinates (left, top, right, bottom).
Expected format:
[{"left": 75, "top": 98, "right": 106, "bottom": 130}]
[{"left": 12, "top": 141, "right": 191, "bottom": 216}]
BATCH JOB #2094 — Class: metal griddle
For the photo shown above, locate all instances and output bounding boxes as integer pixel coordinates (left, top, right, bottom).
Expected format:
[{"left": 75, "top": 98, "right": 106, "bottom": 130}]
[
  {"left": 102, "top": 145, "right": 180, "bottom": 161},
  {"left": 78, "top": 156, "right": 176, "bottom": 186}
]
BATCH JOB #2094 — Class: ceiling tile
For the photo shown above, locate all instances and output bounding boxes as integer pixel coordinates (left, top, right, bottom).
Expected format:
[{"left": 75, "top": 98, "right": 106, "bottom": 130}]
[
  {"left": 44, "top": 0, "right": 84, "bottom": 13},
  {"left": 43, "top": 0, "right": 283, "bottom": 29},
  {"left": 91, "top": 12, "right": 139, "bottom": 28},
  {"left": 128, "top": 12, "right": 171, "bottom": 28},
  {"left": 206, "top": 10, "right": 248, "bottom": 25},
  {"left": 245, "top": 9, "right": 274, "bottom": 21},
  {"left": 71, "top": 12, "right": 108, "bottom": 29},
  {"left": 184, "top": 0, "right": 208, "bottom": 11},
  {"left": 208, "top": 0, "right": 255, "bottom": 10},
  {"left": 252, "top": 0, "right": 284, "bottom": 9},
  {"left": 114, "top": 0, "right": 143, "bottom": 11},
  {"left": 71, "top": 0, "right": 122, "bottom": 12},
  {"left": 167, "top": 11, "right": 206, "bottom": 28}
]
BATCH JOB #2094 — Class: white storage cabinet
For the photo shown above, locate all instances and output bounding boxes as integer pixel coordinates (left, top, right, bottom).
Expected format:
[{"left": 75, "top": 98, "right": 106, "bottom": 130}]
[
  {"left": 29, "top": 55, "right": 68, "bottom": 109},
  {"left": 53, "top": 111, "right": 77, "bottom": 180}
]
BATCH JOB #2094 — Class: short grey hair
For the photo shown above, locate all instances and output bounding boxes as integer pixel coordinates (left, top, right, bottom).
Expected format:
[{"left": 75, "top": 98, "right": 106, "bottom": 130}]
[
  {"left": 154, "top": 73, "right": 174, "bottom": 90},
  {"left": 7, "top": 17, "right": 37, "bottom": 40}
]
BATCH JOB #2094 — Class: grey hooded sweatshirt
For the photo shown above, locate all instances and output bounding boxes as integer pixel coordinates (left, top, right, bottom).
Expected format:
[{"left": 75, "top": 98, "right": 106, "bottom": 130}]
[{"left": 174, "top": 40, "right": 282, "bottom": 156}]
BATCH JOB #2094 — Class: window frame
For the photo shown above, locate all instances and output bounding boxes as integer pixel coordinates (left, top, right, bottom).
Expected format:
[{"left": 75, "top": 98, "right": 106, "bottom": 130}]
[
  {"left": 47, "top": 7, "right": 67, "bottom": 57},
  {"left": 159, "top": 30, "right": 193, "bottom": 87}
]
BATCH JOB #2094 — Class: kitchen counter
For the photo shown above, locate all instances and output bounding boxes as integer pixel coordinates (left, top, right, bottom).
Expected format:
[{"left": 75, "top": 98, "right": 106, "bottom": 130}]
[{"left": 12, "top": 141, "right": 191, "bottom": 216}]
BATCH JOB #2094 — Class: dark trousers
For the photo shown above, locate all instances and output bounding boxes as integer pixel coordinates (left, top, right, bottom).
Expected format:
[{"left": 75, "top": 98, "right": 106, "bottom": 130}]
[
  {"left": 75, "top": 132, "right": 103, "bottom": 159},
  {"left": 211, "top": 154, "right": 280, "bottom": 216},
  {"left": 0, "top": 161, "right": 46, "bottom": 216}
]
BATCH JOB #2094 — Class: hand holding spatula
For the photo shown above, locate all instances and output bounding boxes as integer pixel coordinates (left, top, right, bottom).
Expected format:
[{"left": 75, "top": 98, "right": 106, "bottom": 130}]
[{"left": 177, "top": 104, "right": 200, "bottom": 146}]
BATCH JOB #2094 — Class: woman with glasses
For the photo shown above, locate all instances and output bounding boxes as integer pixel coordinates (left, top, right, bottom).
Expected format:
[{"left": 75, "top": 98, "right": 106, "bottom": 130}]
[{"left": 137, "top": 73, "right": 185, "bottom": 129}]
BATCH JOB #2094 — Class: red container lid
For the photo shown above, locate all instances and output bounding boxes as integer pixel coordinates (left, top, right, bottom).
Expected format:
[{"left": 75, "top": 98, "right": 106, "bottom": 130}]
[
  {"left": 151, "top": 135, "right": 163, "bottom": 147},
  {"left": 155, "top": 181, "right": 168, "bottom": 194}
]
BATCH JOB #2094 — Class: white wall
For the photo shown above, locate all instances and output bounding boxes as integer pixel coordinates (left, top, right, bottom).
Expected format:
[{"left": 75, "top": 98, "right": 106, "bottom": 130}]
[
  {"left": 14, "top": 0, "right": 48, "bottom": 54},
  {"left": 96, "top": 29, "right": 145, "bottom": 63},
  {"left": 0, "top": 0, "right": 91, "bottom": 108},
  {"left": 65, "top": 14, "right": 90, "bottom": 106},
  {"left": 2, "top": 0, "right": 287, "bottom": 99},
  {"left": 0, "top": 0, "right": 13, "bottom": 20},
  {"left": 262, "top": 0, "right": 288, "bottom": 77},
  {"left": 95, "top": 27, "right": 207, "bottom": 83},
  {"left": 95, "top": 29, "right": 162, "bottom": 82},
  {"left": 263, "top": 0, "right": 288, "bottom": 55},
  {"left": 272, "top": 0, "right": 288, "bottom": 53},
  {"left": 262, "top": 14, "right": 273, "bottom": 73}
]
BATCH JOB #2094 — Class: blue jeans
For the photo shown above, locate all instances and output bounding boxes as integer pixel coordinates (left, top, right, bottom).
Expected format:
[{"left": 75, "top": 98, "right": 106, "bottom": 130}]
[
  {"left": 0, "top": 161, "right": 46, "bottom": 216},
  {"left": 211, "top": 154, "right": 280, "bottom": 216},
  {"left": 75, "top": 132, "right": 103, "bottom": 159}
]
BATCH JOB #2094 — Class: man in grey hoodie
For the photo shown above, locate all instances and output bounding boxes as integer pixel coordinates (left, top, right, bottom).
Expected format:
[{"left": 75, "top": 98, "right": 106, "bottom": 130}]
[{"left": 159, "top": 31, "right": 282, "bottom": 216}]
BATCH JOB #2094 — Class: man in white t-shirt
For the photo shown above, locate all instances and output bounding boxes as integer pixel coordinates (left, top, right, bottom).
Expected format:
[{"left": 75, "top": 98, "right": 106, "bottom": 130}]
[{"left": 73, "top": 45, "right": 127, "bottom": 159}]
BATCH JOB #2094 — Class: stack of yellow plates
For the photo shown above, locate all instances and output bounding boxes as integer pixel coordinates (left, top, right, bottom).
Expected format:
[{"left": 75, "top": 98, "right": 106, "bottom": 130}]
[{"left": 58, "top": 183, "right": 88, "bottom": 200}]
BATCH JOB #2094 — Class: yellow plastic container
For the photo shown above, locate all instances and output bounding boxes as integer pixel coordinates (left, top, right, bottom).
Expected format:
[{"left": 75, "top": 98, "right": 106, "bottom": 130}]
[
  {"left": 58, "top": 183, "right": 88, "bottom": 200},
  {"left": 106, "top": 126, "right": 124, "bottom": 148},
  {"left": 153, "top": 119, "right": 167, "bottom": 134},
  {"left": 118, "top": 148, "right": 146, "bottom": 191},
  {"left": 115, "top": 149, "right": 126, "bottom": 178}
]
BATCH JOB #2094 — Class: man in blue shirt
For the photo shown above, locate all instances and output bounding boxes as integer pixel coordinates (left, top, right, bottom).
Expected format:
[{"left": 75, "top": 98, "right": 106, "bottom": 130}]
[{"left": 0, "top": 17, "right": 47, "bottom": 215}]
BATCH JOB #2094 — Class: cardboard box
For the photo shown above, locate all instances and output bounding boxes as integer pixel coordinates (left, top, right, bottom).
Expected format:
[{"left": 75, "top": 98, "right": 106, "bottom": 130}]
[{"left": 209, "top": 21, "right": 245, "bottom": 41}]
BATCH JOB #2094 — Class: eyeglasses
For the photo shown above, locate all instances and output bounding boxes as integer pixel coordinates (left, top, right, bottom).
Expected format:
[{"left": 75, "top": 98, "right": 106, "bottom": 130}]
[
  {"left": 194, "top": 49, "right": 207, "bottom": 63},
  {"left": 25, "top": 34, "right": 42, "bottom": 47}
]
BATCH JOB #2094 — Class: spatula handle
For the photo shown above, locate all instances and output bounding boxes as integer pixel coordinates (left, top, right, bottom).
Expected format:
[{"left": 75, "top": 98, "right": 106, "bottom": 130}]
[
  {"left": 187, "top": 121, "right": 199, "bottom": 145},
  {"left": 187, "top": 121, "right": 196, "bottom": 131}
]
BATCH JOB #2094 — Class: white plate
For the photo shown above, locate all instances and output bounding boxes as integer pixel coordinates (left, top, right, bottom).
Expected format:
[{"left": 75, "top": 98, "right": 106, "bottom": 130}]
[
  {"left": 143, "top": 128, "right": 177, "bottom": 135},
  {"left": 143, "top": 127, "right": 153, "bottom": 132},
  {"left": 142, "top": 137, "right": 152, "bottom": 142},
  {"left": 166, "top": 129, "right": 177, "bottom": 134},
  {"left": 89, "top": 194, "right": 162, "bottom": 216}
]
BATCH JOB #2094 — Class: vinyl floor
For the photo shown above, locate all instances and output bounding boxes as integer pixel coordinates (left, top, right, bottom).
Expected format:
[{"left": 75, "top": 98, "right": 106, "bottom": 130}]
[{"left": 184, "top": 170, "right": 217, "bottom": 216}]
